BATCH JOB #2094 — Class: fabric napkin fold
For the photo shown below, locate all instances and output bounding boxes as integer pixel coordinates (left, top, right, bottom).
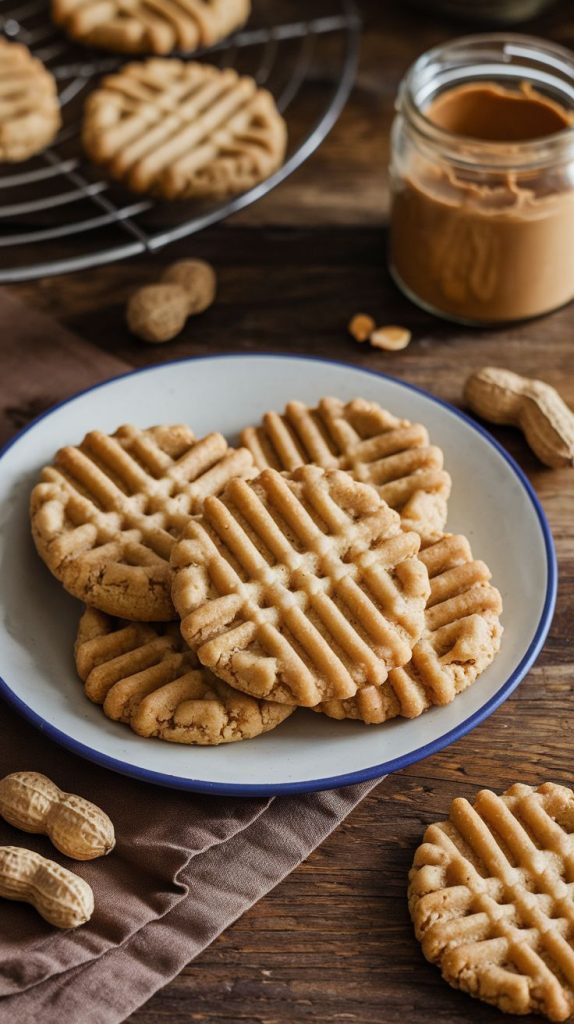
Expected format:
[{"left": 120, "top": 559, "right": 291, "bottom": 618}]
[
  {"left": 0, "top": 290, "right": 383, "bottom": 1024},
  {"left": 0, "top": 704, "right": 377, "bottom": 1024},
  {"left": 0, "top": 701, "right": 273, "bottom": 998}
]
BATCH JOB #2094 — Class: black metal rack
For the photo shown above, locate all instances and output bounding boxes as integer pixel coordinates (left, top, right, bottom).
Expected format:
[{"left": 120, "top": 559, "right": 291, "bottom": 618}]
[{"left": 0, "top": 0, "right": 361, "bottom": 281}]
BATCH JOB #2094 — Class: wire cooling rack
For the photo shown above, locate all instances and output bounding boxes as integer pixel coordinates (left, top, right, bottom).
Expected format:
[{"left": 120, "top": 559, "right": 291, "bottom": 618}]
[{"left": 0, "top": 0, "right": 360, "bottom": 281}]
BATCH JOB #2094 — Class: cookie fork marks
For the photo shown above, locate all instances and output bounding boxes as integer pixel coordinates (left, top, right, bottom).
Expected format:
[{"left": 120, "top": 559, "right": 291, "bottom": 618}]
[
  {"left": 30, "top": 425, "right": 255, "bottom": 620},
  {"left": 75, "top": 607, "right": 293, "bottom": 744},
  {"left": 317, "top": 532, "right": 503, "bottom": 724},
  {"left": 241, "top": 396, "right": 452, "bottom": 541},
  {"left": 0, "top": 39, "right": 61, "bottom": 162},
  {"left": 52, "top": 0, "right": 251, "bottom": 55},
  {"left": 171, "top": 465, "right": 430, "bottom": 706},
  {"left": 82, "top": 61, "right": 287, "bottom": 200},
  {"left": 409, "top": 783, "right": 574, "bottom": 1022}
]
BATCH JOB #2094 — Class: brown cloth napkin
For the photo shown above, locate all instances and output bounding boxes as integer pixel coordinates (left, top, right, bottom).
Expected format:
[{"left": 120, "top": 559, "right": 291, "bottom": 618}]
[{"left": 0, "top": 291, "right": 382, "bottom": 1024}]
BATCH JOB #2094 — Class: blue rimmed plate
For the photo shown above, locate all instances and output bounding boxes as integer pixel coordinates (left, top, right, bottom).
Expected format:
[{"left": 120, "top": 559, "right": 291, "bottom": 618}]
[{"left": 0, "top": 355, "right": 556, "bottom": 794}]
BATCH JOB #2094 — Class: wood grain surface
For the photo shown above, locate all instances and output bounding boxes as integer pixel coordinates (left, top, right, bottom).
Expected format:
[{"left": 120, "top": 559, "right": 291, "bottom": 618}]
[{"left": 6, "top": 0, "right": 574, "bottom": 1021}]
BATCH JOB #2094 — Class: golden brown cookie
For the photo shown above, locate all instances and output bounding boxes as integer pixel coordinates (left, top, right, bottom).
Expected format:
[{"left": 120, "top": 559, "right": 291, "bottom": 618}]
[
  {"left": 0, "top": 39, "right": 61, "bottom": 162},
  {"left": 82, "top": 60, "right": 287, "bottom": 199},
  {"left": 409, "top": 783, "right": 574, "bottom": 1021},
  {"left": 52, "top": 0, "right": 250, "bottom": 55},
  {"left": 171, "top": 465, "right": 430, "bottom": 707},
  {"left": 317, "top": 533, "right": 502, "bottom": 723},
  {"left": 30, "top": 424, "right": 255, "bottom": 621},
  {"left": 241, "top": 397, "right": 452, "bottom": 541},
  {"left": 75, "top": 606, "right": 294, "bottom": 744}
]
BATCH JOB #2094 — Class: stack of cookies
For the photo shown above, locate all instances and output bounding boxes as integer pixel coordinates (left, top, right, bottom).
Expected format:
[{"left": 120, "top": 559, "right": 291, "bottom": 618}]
[{"left": 29, "top": 397, "right": 503, "bottom": 748}]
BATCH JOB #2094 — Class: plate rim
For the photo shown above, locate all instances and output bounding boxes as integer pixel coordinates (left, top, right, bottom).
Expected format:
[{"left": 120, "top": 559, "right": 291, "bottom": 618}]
[{"left": 0, "top": 352, "right": 558, "bottom": 795}]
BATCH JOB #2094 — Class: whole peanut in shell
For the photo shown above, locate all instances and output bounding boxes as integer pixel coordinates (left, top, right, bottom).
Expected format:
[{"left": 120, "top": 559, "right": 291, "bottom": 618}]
[
  {"left": 127, "top": 259, "right": 217, "bottom": 343},
  {"left": 465, "top": 367, "right": 574, "bottom": 469},
  {"left": 0, "top": 846, "right": 94, "bottom": 928},
  {"left": 162, "top": 259, "right": 216, "bottom": 314},
  {"left": 127, "top": 283, "right": 188, "bottom": 343},
  {"left": 0, "top": 771, "right": 115, "bottom": 861}
]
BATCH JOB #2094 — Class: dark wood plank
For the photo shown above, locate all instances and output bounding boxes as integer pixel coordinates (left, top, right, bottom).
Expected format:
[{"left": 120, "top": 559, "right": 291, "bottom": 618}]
[{"left": 6, "top": 0, "right": 574, "bottom": 1021}]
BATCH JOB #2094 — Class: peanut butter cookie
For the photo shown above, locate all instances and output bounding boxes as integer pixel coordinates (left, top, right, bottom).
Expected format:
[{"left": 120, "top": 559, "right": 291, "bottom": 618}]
[
  {"left": 241, "top": 397, "right": 452, "bottom": 542},
  {"left": 30, "top": 424, "right": 255, "bottom": 620},
  {"left": 82, "top": 60, "right": 287, "bottom": 199},
  {"left": 0, "top": 39, "right": 61, "bottom": 162},
  {"left": 52, "top": 0, "right": 251, "bottom": 55},
  {"left": 76, "top": 606, "right": 294, "bottom": 743},
  {"left": 317, "top": 533, "right": 502, "bottom": 723},
  {"left": 171, "top": 465, "right": 430, "bottom": 707},
  {"left": 409, "top": 783, "right": 574, "bottom": 1021}
]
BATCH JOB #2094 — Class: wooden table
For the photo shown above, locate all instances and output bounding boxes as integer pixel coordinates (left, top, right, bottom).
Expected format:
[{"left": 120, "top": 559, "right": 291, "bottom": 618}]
[{"left": 8, "top": 1, "right": 574, "bottom": 1020}]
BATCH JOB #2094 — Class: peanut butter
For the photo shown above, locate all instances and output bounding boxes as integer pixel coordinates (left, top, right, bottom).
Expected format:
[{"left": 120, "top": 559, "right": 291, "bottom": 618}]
[{"left": 390, "top": 81, "right": 574, "bottom": 323}]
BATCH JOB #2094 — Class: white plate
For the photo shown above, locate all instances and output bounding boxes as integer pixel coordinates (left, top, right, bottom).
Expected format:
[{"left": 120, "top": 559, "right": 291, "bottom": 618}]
[{"left": 0, "top": 355, "right": 556, "bottom": 795}]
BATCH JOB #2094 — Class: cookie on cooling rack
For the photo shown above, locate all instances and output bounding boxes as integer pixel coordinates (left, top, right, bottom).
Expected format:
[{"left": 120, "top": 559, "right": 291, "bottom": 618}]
[
  {"left": 82, "top": 60, "right": 287, "bottom": 200},
  {"left": 316, "top": 533, "right": 502, "bottom": 723},
  {"left": 409, "top": 783, "right": 574, "bottom": 1021},
  {"left": 0, "top": 39, "right": 61, "bottom": 162},
  {"left": 241, "top": 397, "right": 452, "bottom": 541},
  {"left": 30, "top": 424, "right": 256, "bottom": 621},
  {"left": 52, "top": 0, "right": 251, "bottom": 55},
  {"left": 171, "top": 465, "right": 430, "bottom": 707},
  {"left": 75, "top": 606, "right": 294, "bottom": 744}
]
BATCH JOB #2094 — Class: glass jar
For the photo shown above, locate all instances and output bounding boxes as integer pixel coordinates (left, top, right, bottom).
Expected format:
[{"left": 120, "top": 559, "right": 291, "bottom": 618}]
[{"left": 388, "top": 34, "right": 574, "bottom": 325}]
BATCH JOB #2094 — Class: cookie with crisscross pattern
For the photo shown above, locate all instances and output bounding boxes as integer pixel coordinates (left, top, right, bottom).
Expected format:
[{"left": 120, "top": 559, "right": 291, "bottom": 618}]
[
  {"left": 30, "top": 424, "right": 255, "bottom": 621},
  {"left": 171, "top": 465, "right": 430, "bottom": 707},
  {"left": 317, "top": 533, "right": 502, "bottom": 723},
  {"left": 409, "top": 783, "right": 574, "bottom": 1021},
  {"left": 241, "top": 396, "right": 452, "bottom": 541},
  {"left": 75, "top": 606, "right": 293, "bottom": 743},
  {"left": 52, "top": 0, "right": 250, "bottom": 55},
  {"left": 0, "top": 39, "right": 61, "bottom": 162},
  {"left": 82, "top": 60, "right": 287, "bottom": 199}
]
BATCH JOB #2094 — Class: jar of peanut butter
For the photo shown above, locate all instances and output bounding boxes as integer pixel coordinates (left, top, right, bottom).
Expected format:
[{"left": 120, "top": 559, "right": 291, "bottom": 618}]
[{"left": 389, "top": 35, "right": 574, "bottom": 325}]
